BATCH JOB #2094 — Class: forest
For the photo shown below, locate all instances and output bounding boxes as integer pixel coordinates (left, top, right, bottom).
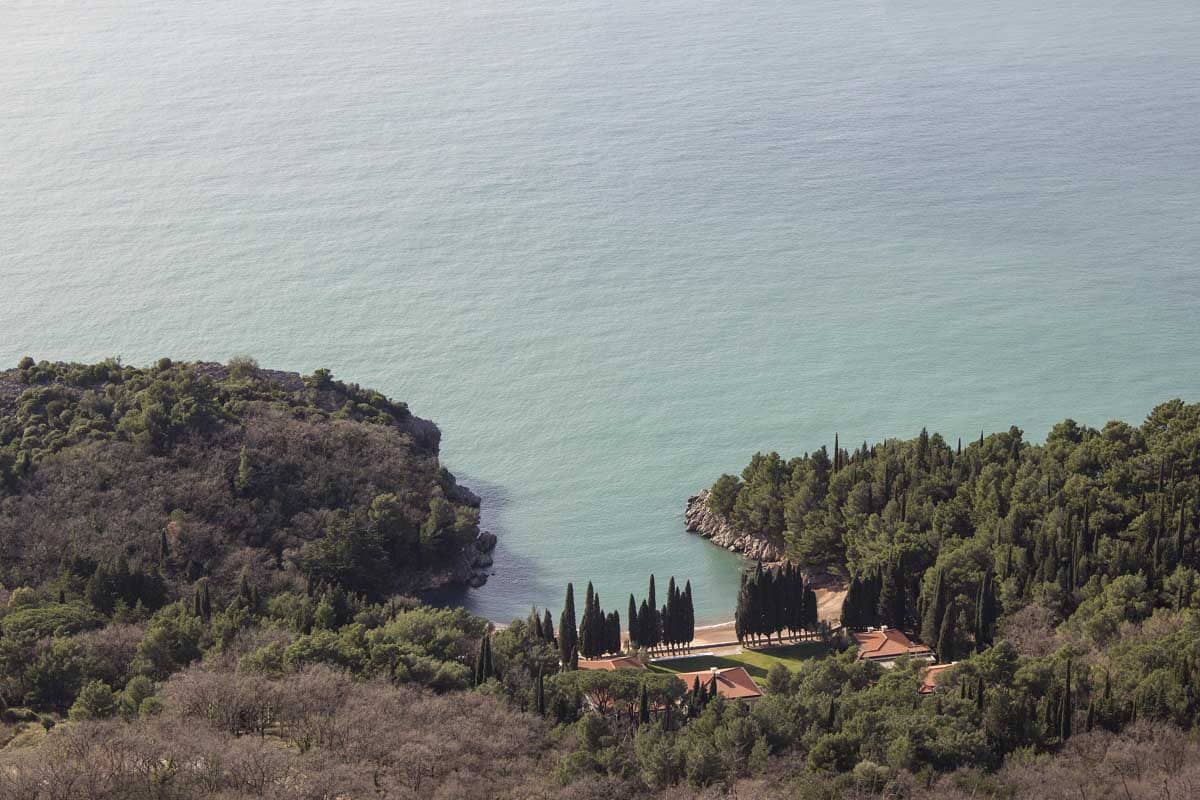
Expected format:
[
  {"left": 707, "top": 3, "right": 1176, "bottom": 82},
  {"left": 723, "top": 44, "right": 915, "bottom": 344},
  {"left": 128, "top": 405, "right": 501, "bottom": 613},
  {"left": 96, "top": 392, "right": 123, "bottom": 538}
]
[{"left": 1, "top": 359, "right": 1198, "bottom": 799}]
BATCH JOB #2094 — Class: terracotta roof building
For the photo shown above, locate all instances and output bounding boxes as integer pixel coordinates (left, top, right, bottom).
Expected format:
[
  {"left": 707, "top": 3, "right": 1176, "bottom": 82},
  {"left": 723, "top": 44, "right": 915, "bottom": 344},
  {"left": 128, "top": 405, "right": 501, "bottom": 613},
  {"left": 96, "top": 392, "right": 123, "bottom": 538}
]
[
  {"left": 577, "top": 656, "right": 646, "bottom": 671},
  {"left": 852, "top": 628, "right": 935, "bottom": 664},
  {"left": 674, "top": 666, "right": 763, "bottom": 700},
  {"left": 918, "top": 663, "right": 956, "bottom": 694}
]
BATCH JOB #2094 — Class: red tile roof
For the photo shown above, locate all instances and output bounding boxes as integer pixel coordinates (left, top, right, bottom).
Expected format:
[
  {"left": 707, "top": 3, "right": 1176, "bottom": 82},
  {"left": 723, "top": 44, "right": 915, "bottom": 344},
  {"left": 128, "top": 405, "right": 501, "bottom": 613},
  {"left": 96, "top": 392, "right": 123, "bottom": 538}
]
[
  {"left": 674, "top": 666, "right": 763, "bottom": 700},
  {"left": 919, "top": 663, "right": 956, "bottom": 694},
  {"left": 852, "top": 628, "right": 934, "bottom": 661},
  {"left": 577, "top": 656, "right": 646, "bottom": 671}
]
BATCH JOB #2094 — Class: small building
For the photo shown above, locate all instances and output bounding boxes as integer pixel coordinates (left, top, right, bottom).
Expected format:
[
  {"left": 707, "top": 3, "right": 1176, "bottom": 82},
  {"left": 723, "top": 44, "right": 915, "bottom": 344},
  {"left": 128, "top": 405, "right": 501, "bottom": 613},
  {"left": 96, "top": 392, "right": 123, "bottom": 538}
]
[
  {"left": 918, "top": 662, "right": 957, "bottom": 694},
  {"left": 674, "top": 666, "right": 763, "bottom": 701},
  {"left": 578, "top": 656, "right": 646, "bottom": 671},
  {"left": 852, "top": 627, "right": 935, "bottom": 665}
]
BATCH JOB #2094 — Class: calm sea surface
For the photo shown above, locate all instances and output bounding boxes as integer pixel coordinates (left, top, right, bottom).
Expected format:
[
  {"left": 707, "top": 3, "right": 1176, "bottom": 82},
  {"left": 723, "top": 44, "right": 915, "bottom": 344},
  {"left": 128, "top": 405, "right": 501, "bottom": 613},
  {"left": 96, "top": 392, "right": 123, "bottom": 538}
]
[{"left": 3, "top": 0, "right": 1200, "bottom": 623}]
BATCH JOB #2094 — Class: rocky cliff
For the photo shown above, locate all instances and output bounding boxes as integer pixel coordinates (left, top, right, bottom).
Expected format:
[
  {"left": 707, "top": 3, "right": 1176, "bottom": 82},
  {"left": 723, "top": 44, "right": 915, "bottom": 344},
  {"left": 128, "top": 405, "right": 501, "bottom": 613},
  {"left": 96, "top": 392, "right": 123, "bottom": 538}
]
[{"left": 684, "top": 489, "right": 784, "bottom": 562}]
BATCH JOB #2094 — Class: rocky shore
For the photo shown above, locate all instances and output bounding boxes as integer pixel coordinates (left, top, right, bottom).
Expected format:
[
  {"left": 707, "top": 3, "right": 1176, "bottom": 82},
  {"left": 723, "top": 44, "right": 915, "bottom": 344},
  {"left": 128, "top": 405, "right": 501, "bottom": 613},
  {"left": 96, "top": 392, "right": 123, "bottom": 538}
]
[
  {"left": 411, "top": 529, "right": 498, "bottom": 592},
  {"left": 684, "top": 489, "right": 784, "bottom": 562}
]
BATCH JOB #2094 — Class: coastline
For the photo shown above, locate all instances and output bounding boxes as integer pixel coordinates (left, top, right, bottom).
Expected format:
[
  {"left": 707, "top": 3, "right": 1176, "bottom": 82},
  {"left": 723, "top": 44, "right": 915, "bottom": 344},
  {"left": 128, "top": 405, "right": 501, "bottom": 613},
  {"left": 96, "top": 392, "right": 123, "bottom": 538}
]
[{"left": 684, "top": 489, "right": 784, "bottom": 561}]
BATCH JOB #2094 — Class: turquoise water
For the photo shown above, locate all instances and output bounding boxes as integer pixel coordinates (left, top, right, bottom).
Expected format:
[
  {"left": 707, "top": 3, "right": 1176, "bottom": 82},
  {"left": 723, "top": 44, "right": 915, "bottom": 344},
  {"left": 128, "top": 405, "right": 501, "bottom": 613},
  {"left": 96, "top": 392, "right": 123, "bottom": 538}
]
[{"left": 3, "top": 0, "right": 1199, "bottom": 623}]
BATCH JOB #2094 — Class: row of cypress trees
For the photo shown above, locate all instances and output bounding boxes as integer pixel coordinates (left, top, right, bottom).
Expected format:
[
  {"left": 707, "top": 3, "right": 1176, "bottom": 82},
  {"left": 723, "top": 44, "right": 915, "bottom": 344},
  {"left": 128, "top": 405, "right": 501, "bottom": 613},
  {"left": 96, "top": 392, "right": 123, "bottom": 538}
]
[
  {"left": 578, "top": 582, "right": 622, "bottom": 658},
  {"left": 734, "top": 562, "right": 818, "bottom": 645},
  {"left": 628, "top": 574, "right": 696, "bottom": 653},
  {"left": 555, "top": 575, "right": 698, "bottom": 666}
]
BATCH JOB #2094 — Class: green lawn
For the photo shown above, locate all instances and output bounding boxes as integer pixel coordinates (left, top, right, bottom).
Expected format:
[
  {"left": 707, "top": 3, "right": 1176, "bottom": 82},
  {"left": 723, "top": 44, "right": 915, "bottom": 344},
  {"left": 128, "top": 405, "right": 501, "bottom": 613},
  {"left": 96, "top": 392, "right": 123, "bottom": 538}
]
[{"left": 650, "top": 641, "right": 829, "bottom": 682}]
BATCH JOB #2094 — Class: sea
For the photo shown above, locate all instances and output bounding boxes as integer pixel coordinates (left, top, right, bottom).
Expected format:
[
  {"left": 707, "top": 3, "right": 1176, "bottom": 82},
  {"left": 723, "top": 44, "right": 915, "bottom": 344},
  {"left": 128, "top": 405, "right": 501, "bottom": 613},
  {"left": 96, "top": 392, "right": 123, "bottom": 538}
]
[{"left": 3, "top": 0, "right": 1199, "bottom": 623}]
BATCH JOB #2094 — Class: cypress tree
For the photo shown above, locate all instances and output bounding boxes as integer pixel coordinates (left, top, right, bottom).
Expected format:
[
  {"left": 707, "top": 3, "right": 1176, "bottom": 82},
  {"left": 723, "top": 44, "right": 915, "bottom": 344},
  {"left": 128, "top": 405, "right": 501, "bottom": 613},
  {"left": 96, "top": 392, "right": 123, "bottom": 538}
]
[
  {"left": 938, "top": 602, "right": 957, "bottom": 663},
  {"left": 1177, "top": 503, "right": 1187, "bottom": 567},
  {"left": 639, "top": 684, "right": 650, "bottom": 724},
  {"left": 474, "top": 635, "right": 494, "bottom": 685},
  {"left": 530, "top": 607, "right": 544, "bottom": 640},
  {"left": 975, "top": 570, "right": 996, "bottom": 652},
  {"left": 841, "top": 576, "right": 862, "bottom": 629},
  {"left": 770, "top": 568, "right": 787, "bottom": 640},
  {"left": 639, "top": 598, "right": 654, "bottom": 648},
  {"left": 665, "top": 577, "right": 677, "bottom": 653},
  {"left": 578, "top": 585, "right": 593, "bottom": 658},
  {"left": 684, "top": 580, "right": 695, "bottom": 651},
  {"left": 735, "top": 572, "right": 751, "bottom": 643},
  {"left": 159, "top": 529, "right": 170, "bottom": 565},
  {"left": 804, "top": 584, "right": 818, "bottom": 630},
  {"left": 878, "top": 561, "right": 904, "bottom": 628},
  {"left": 1060, "top": 659, "right": 1073, "bottom": 741},
  {"left": 647, "top": 575, "right": 658, "bottom": 648},
  {"left": 1086, "top": 698, "right": 1094, "bottom": 732},
  {"left": 560, "top": 583, "right": 577, "bottom": 669},
  {"left": 976, "top": 675, "right": 985, "bottom": 712},
  {"left": 543, "top": 609, "right": 556, "bottom": 646},
  {"left": 826, "top": 697, "right": 837, "bottom": 729},
  {"left": 628, "top": 594, "right": 639, "bottom": 648},
  {"left": 536, "top": 670, "right": 546, "bottom": 716},
  {"left": 922, "top": 568, "right": 946, "bottom": 649},
  {"left": 201, "top": 580, "right": 212, "bottom": 620}
]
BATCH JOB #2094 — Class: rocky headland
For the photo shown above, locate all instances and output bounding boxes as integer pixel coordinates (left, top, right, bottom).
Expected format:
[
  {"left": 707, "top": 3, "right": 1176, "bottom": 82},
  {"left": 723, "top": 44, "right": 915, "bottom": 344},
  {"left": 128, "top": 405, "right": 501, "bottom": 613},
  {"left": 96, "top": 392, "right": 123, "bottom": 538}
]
[{"left": 684, "top": 489, "right": 784, "bottom": 562}]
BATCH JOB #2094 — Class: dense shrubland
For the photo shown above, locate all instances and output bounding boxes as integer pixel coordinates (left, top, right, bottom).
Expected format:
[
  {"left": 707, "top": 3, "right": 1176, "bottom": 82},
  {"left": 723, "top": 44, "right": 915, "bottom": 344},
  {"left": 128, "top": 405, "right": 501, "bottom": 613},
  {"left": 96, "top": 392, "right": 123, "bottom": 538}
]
[{"left": 0, "top": 357, "right": 479, "bottom": 601}]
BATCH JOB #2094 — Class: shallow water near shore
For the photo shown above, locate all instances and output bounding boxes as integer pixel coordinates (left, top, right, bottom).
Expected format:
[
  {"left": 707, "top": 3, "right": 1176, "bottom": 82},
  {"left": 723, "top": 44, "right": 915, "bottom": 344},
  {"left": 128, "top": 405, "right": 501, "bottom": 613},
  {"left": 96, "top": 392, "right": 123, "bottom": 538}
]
[{"left": 3, "top": 0, "right": 1200, "bottom": 623}]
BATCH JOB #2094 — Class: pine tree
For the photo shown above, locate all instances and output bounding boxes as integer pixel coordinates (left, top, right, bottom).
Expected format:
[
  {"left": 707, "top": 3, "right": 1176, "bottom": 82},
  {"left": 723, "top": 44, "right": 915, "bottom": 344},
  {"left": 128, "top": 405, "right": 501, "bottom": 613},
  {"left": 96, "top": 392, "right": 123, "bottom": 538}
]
[{"left": 560, "top": 583, "right": 577, "bottom": 669}]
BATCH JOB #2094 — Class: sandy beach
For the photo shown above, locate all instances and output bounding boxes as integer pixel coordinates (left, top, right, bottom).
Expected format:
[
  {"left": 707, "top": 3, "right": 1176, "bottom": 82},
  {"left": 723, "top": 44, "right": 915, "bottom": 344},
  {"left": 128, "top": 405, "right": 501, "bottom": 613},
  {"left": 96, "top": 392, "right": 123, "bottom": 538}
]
[{"left": 688, "top": 587, "right": 847, "bottom": 648}]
